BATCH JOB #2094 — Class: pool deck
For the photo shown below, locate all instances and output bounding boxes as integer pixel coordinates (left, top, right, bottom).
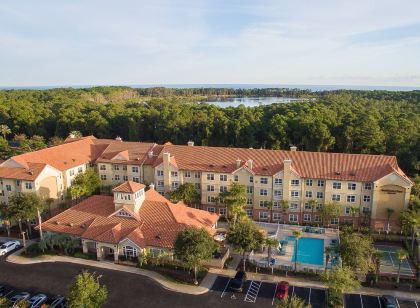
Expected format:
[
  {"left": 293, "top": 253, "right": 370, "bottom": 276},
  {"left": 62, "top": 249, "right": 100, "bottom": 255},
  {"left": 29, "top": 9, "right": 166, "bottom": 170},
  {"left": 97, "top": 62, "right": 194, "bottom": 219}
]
[{"left": 250, "top": 223, "right": 339, "bottom": 272}]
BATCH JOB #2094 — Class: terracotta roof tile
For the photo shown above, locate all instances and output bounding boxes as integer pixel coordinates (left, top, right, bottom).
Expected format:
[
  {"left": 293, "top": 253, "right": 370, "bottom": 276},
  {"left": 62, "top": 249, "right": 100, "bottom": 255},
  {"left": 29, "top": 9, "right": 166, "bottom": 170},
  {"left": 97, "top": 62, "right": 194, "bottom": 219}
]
[
  {"left": 0, "top": 162, "right": 47, "bottom": 180},
  {"left": 112, "top": 181, "right": 145, "bottom": 193}
]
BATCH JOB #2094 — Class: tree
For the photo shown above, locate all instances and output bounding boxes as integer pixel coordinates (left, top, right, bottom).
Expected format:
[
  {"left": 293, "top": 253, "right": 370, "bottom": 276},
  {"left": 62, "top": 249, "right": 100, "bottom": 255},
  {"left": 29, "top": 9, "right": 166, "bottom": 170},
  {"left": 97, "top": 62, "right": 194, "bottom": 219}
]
[
  {"left": 0, "top": 124, "right": 11, "bottom": 139},
  {"left": 400, "top": 210, "right": 420, "bottom": 254},
  {"left": 279, "top": 200, "right": 289, "bottom": 224},
  {"left": 0, "top": 136, "right": 11, "bottom": 159},
  {"left": 0, "top": 202, "right": 13, "bottom": 237},
  {"left": 174, "top": 227, "right": 217, "bottom": 284},
  {"left": 396, "top": 249, "right": 408, "bottom": 287},
  {"left": 218, "top": 182, "right": 247, "bottom": 226},
  {"left": 349, "top": 206, "right": 360, "bottom": 229},
  {"left": 324, "top": 246, "right": 332, "bottom": 272},
  {"left": 0, "top": 296, "right": 11, "bottom": 308},
  {"left": 385, "top": 208, "right": 395, "bottom": 232},
  {"left": 373, "top": 250, "right": 383, "bottom": 284},
  {"left": 69, "top": 130, "right": 82, "bottom": 138},
  {"left": 321, "top": 266, "right": 360, "bottom": 307},
  {"left": 170, "top": 183, "right": 200, "bottom": 206},
  {"left": 292, "top": 230, "right": 302, "bottom": 271},
  {"left": 69, "top": 169, "right": 101, "bottom": 200},
  {"left": 339, "top": 231, "right": 375, "bottom": 275},
  {"left": 318, "top": 202, "right": 340, "bottom": 227},
  {"left": 265, "top": 237, "right": 278, "bottom": 268},
  {"left": 67, "top": 271, "right": 108, "bottom": 308},
  {"left": 308, "top": 199, "right": 317, "bottom": 220},
  {"left": 227, "top": 218, "right": 264, "bottom": 271},
  {"left": 276, "top": 295, "right": 311, "bottom": 308}
]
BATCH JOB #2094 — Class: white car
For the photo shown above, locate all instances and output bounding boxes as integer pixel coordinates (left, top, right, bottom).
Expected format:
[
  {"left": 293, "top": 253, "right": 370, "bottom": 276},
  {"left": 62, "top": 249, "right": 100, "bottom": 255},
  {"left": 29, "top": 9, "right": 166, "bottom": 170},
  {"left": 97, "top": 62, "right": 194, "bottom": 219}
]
[{"left": 0, "top": 240, "right": 21, "bottom": 256}]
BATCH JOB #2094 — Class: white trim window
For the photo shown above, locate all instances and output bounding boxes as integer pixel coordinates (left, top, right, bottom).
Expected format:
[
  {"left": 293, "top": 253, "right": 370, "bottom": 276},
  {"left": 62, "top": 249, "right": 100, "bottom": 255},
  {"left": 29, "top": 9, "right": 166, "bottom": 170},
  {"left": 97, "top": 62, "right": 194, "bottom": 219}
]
[
  {"left": 207, "top": 207, "right": 216, "bottom": 213},
  {"left": 171, "top": 171, "right": 178, "bottom": 177},
  {"left": 220, "top": 174, "right": 227, "bottom": 181},
  {"left": 184, "top": 171, "right": 191, "bottom": 178},
  {"left": 272, "top": 213, "right": 281, "bottom": 221},
  {"left": 249, "top": 176, "right": 254, "bottom": 183},
  {"left": 123, "top": 246, "right": 139, "bottom": 258},
  {"left": 317, "top": 180, "right": 325, "bottom": 187},
  {"left": 207, "top": 185, "right": 215, "bottom": 192},
  {"left": 304, "top": 203, "right": 312, "bottom": 210},
  {"left": 348, "top": 183, "right": 357, "bottom": 190},
  {"left": 274, "top": 190, "right": 282, "bottom": 198},
  {"left": 363, "top": 195, "right": 371, "bottom": 202},
  {"left": 132, "top": 177, "right": 140, "bottom": 183},
  {"left": 273, "top": 201, "right": 279, "bottom": 208},
  {"left": 247, "top": 198, "right": 253, "bottom": 205},
  {"left": 132, "top": 166, "right": 139, "bottom": 173},
  {"left": 305, "top": 191, "right": 313, "bottom": 198},
  {"left": 274, "top": 178, "right": 282, "bottom": 185},
  {"left": 247, "top": 186, "right": 253, "bottom": 194},
  {"left": 305, "top": 179, "right": 313, "bottom": 186},
  {"left": 100, "top": 175, "right": 107, "bottom": 180},
  {"left": 364, "top": 183, "right": 372, "bottom": 190},
  {"left": 100, "top": 164, "right": 106, "bottom": 170},
  {"left": 259, "top": 201, "right": 268, "bottom": 208},
  {"left": 289, "top": 214, "right": 298, "bottom": 222},
  {"left": 345, "top": 207, "right": 351, "bottom": 215},
  {"left": 5, "top": 184, "right": 12, "bottom": 192},
  {"left": 234, "top": 175, "right": 239, "bottom": 182},
  {"left": 303, "top": 214, "right": 311, "bottom": 222},
  {"left": 291, "top": 179, "right": 300, "bottom": 186},
  {"left": 207, "top": 196, "right": 215, "bottom": 203},
  {"left": 316, "top": 192, "right": 324, "bottom": 199},
  {"left": 25, "top": 182, "right": 33, "bottom": 190},
  {"left": 207, "top": 173, "right": 214, "bottom": 181},
  {"left": 259, "top": 212, "right": 268, "bottom": 220},
  {"left": 114, "top": 175, "right": 120, "bottom": 181},
  {"left": 157, "top": 180, "right": 164, "bottom": 187},
  {"left": 219, "top": 186, "right": 228, "bottom": 193},
  {"left": 123, "top": 175, "right": 128, "bottom": 181},
  {"left": 157, "top": 170, "right": 164, "bottom": 177},
  {"left": 291, "top": 191, "right": 299, "bottom": 199},
  {"left": 171, "top": 182, "right": 179, "bottom": 189},
  {"left": 260, "top": 189, "right": 268, "bottom": 196},
  {"left": 347, "top": 195, "right": 356, "bottom": 203},
  {"left": 219, "top": 208, "right": 226, "bottom": 216},
  {"left": 332, "top": 182, "right": 342, "bottom": 189},
  {"left": 260, "top": 177, "right": 268, "bottom": 184},
  {"left": 290, "top": 202, "right": 298, "bottom": 210},
  {"left": 331, "top": 217, "right": 339, "bottom": 225},
  {"left": 332, "top": 194, "right": 341, "bottom": 202},
  {"left": 246, "top": 209, "right": 253, "bottom": 217},
  {"left": 195, "top": 172, "right": 201, "bottom": 179},
  {"left": 314, "top": 215, "right": 321, "bottom": 222}
]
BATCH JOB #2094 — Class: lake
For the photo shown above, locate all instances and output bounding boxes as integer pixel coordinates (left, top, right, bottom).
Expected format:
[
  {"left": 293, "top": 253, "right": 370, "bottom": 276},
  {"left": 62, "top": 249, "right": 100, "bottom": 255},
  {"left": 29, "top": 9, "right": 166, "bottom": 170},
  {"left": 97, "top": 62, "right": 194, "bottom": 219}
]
[{"left": 199, "top": 96, "right": 308, "bottom": 108}]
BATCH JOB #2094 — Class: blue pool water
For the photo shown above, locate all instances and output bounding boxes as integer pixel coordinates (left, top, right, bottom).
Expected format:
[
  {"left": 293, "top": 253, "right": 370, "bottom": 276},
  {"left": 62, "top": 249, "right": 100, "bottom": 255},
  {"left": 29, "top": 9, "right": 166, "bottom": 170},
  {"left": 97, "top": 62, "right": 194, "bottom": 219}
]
[{"left": 286, "top": 236, "right": 324, "bottom": 265}]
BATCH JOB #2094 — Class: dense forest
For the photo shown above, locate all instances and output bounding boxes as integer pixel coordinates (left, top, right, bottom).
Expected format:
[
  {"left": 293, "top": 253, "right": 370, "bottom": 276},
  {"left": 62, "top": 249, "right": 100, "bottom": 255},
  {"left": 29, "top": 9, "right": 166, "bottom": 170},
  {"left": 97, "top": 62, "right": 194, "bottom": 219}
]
[{"left": 0, "top": 87, "right": 419, "bottom": 176}]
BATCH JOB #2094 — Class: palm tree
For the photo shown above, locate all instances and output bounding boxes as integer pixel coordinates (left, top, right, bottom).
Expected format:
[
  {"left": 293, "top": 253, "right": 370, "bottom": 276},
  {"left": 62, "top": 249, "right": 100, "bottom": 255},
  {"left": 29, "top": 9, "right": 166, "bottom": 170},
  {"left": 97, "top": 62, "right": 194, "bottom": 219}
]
[
  {"left": 373, "top": 250, "right": 383, "bottom": 285},
  {"left": 385, "top": 208, "right": 395, "bottom": 233},
  {"left": 400, "top": 210, "right": 420, "bottom": 254},
  {"left": 276, "top": 295, "right": 311, "bottom": 308},
  {"left": 293, "top": 230, "right": 302, "bottom": 271},
  {"left": 349, "top": 206, "right": 360, "bottom": 229},
  {"left": 279, "top": 200, "right": 289, "bottom": 224},
  {"left": 324, "top": 246, "right": 332, "bottom": 272},
  {"left": 0, "top": 124, "right": 11, "bottom": 139},
  {"left": 396, "top": 249, "right": 408, "bottom": 287},
  {"left": 309, "top": 199, "right": 317, "bottom": 221},
  {"left": 265, "top": 237, "right": 278, "bottom": 268},
  {"left": 266, "top": 201, "right": 274, "bottom": 223}
]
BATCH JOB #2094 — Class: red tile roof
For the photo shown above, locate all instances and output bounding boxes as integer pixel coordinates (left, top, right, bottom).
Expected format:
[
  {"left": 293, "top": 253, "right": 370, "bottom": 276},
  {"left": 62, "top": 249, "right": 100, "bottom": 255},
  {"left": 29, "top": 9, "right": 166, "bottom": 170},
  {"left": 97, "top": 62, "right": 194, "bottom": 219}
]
[
  {"left": 112, "top": 181, "right": 145, "bottom": 193},
  {"left": 40, "top": 189, "right": 219, "bottom": 249},
  {"left": 96, "top": 141, "right": 156, "bottom": 166},
  {"left": 0, "top": 162, "right": 47, "bottom": 180}
]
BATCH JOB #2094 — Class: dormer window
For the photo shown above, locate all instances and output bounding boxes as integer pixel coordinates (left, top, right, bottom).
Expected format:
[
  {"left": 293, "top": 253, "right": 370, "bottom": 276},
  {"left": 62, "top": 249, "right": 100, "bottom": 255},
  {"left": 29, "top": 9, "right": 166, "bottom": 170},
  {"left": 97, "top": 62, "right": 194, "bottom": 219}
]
[{"left": 117, "top": 209, "right": 132, "bottom": 218}]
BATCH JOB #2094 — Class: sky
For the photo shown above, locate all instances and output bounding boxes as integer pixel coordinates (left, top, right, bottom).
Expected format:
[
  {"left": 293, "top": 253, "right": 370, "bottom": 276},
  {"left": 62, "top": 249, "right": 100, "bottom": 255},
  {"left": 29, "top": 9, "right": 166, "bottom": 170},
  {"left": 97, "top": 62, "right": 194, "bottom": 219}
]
[{"left": 1, "top": 0, "right": 420, "bottom": 87}]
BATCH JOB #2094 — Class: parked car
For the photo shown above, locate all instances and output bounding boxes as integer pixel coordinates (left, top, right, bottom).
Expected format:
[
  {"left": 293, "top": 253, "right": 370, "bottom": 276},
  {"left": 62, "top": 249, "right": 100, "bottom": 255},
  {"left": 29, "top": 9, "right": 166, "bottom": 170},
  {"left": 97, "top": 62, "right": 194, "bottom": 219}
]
[
  {"left": 0, "top": 240, "right": 20, "bottom": 256},
  {"left": 275, "top": 281, "right": 289, "bottom": 300},
  {"left": 381, "top": 295, "right": 398, "bottom": 308},
  {"left": 28, "top": 293, "right": 48, "bottom": 308},
  {"left": 230, "top": 270, "right": 247, "bottom": 292},
  {"left": 47, "top": 295, "right": 66, "bottom": 308},
  {"left": 0, "top": 285, "right": 15, "bottom": 297},
  {"left": 10, "top": 291, "right": 30, "bottom": 307}
]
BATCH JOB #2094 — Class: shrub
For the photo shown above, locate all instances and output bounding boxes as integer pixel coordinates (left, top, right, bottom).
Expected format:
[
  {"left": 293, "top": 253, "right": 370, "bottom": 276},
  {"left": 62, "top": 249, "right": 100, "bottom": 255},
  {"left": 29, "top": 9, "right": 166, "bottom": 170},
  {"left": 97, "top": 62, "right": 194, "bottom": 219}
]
[
  {"left": 24, "top": 243, "right": 43, "bottom": 256},
  {"left": 73, "top": 252, "right": 93, "bottom": 260}
]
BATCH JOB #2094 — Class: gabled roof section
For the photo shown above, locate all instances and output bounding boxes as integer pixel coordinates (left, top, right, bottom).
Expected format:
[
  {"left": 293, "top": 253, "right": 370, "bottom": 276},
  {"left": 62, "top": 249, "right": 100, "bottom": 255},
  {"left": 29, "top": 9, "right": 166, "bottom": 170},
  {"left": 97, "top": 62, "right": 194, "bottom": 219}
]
[
  {"left": 111, "top": 150, "right": 130, "bottom": 161},
  {"left": 152, "top": 155, "right": 178, "bottom": 168},
  {"left": 96, "top": 141, "right": 156, "bottom": 166},
  {"left": 0, "top": 162, "right": 47, "bottom": 180},
  {"left": 112, "top": 181, "right": 145, "bottom": 193},
  {"left": 108, "top": 206, "right": 142, "bottom": 222}
]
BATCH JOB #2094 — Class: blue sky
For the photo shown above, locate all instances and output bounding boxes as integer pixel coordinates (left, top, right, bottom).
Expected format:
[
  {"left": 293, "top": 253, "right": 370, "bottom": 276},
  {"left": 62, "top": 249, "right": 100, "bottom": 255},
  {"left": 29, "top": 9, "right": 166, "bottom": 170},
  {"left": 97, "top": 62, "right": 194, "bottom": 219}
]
[{"left": 1, "top": 0, "right": 420, "bottom": 87}]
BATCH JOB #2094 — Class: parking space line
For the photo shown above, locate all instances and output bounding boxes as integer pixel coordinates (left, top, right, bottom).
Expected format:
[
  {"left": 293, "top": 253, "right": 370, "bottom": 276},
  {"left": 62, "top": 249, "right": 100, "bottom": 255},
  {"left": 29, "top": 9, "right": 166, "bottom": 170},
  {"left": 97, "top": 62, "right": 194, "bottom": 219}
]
[
  {"left": 415, "top": 301, "right": 418, "bottom": 308},
  {"left": 271, "top": 283, "right": 278, "bottom": 306},
  {"left": 396, "top": 298, "right": 400, "bottom": 308},
  {"left": 244, "top": 280, "right": 262, "bottom": 303},
  {"left": 291, "top": 286, "right": 295, "bottom": 298},
  {"left": 360, "top": 294, "right": 364, "bottom": 308},
  {"left": 220, "top": 279, "right": 231, "bottom": 298},
  {"left": 377, "top": 296, "right": 382, "bottom": 308},
  {"left": 308, "top": 288, "right": 311, "bottom": 305}
]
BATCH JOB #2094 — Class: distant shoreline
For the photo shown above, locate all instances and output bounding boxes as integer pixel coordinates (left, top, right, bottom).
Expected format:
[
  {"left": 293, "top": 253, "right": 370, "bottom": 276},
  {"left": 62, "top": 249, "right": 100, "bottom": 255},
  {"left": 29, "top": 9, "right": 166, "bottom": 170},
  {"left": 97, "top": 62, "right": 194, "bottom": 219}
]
[{"left": 1, "top": 84, "right": 420, "bottom": 91}]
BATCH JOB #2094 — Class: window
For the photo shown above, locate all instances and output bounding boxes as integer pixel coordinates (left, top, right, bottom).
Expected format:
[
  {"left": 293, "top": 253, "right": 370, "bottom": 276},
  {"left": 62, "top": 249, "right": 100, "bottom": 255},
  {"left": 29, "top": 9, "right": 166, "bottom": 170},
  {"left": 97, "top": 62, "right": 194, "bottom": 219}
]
[
  {"left": 194, "top": 183, "right": 201, "bottom": 189},
  {"left": 347, "top": 195, "right": 356, "bottom": 202},
  {"left": 171, "top": 171, "right": 178, "bottom": 177},
  {"left": 316, "top": 192, "right": 324, "bottom": 199},
  {"left": 219, "top": 208, "right": 226, "bottom": 216},
  {"left": 259, "top": 212, "right": 268, "bottom": 220},
  {"left": 364, "top": 183, "right": 372, "bottom": 190},
  {"left": 291, "top": 191, "right": 299, "bottom": 198},
  {"left": 249, "top": 176, "right": 254, "bottom": 183},
  {"left": 113, "top": 165, "right": 120, "bottom": 171},
  {"left": 207, "top": 173, "right": 214, "bottom": 180},
  {"left": 303, "top": 214, "right": 311, "bottom": 222},
  {"left": 317, "top": 180, "right": 325, "bottom": 187},
  {"left": 305, "top": 191, "right": 313, "bottom": 198},
  {"left": 274, "top": 178, "right": 282, "bottom": 185},
  {"left": 171, "top": 182, "right": 179, "bottom": 189},
  {"left": 290, "top": 203, "right": 298, "bottom": 210},
  {"left": 316, "top": 203, "right": 323, "bottom": 210},
  {"left": 220, "top": 174, "right": 227, "bottom": 181},
  {"left": 314, "top": 215, "right": 321, "bottom": 222},
  {"left": 274, "top": 190, "right": 282, "bottom": 198},
  {"left": 362, "top": 207, "right": 370, "bottom": 214},
  {"left": 332, "top": 182, "right": 342, "bottom": 189},
  {"left": 69, "top": 170, "right": 75, "bottom": 176},
  {"left": 234, "top": 175, "right": 239, "bottom": 182},
  {"left": 207, "top": 196, "right": 215, "bottom": 203},
  {"left": 247, "top": 198, "right": 253, "bottom": 205},
  {"left": 291, "top": 179, "right": 300, "bottom": 186},
  {"left": 306, "top": 179, "right": 313, "bottom": 186},
  {"left": 123, "top": 175, "right": 128, "bottom": 181},
  {"left": 195, "top": 172, "right": 201, "bottom": 178},
  {"left": 157, "top": 181, "right": 164, "bottom": 187},
  {"left": 273, "top": 201, "right": 279, "bottom": 208},
  {"left": 304, "top": 203, "right": 312, "bottom": 210},
  {"left": 260, "top": 177, "right": 268, "bottom": 184},
  {"left": 348, "top": 183, "right": 357, "bottom": 190},
  {"left": 132, "top": 166, "right": 139, "bottom": 173},
  {"left": 78, "top": 166, "right": 83, "bottom": 173},
  {"left": 345, "top": 207, "right": 351, "bottom": 215},
  {"left": 331, "top": 218, "right": 339, "bottom": 225},
  {"left": 207, "top": 185, "right": 215, "bottom": 192},
  {"left": 184, "top": 171, "right": 191, "bottom": 178},
  {"left": 219, "top": 186, "right": 228, "bottom": 193},
  {"left": 332, "top": 194, "right": 341, "bottom": 201},
  {"left": 132, "top": 177, "right": 140, "bottom": 183},
  {"left": 100, "top": 175, "right": 107, "bottom": 180},
  {"left": 247, "top": 186, "right": 253, "bottom": 194},
  {"left": 246, "top": 209, "right": 253, "bottom": 217},
  {"left": 289, "top": 214, "right": 298, "bottom": 222},
  {"left": 100, "top": 165, "right": 106, "bottom": 170},
  {"left": 363, "top": 195, "right": 371, "bottom": 202},
  {"left": 16, "top": 180, "right": 20, "bottom": 186},
  {"left": 157, "top": 170, "right": 164, "bottom": 177},
  {"left": 259, "top": 201, "right": 268, "bottom": 208},
  {"left": 260, "top": 189, "right": 268, "bottom": 196},
  {"left": 123, "top": 165, "right": 127, "bottom": 171},
  {"left": 123, "top": 246, "right": 138, "bottom": 258},
  {"left": 25, "top": 182, "right": 33, "bottom": 190},
  {"left": 207, "top": 207, "right": 215, "bottom": 213},
  {"left": 114, "top": 175, "right": 120, "bottom": 181},
  {"left": 272, "top": 213, "right": 281, "bottom": 221}
]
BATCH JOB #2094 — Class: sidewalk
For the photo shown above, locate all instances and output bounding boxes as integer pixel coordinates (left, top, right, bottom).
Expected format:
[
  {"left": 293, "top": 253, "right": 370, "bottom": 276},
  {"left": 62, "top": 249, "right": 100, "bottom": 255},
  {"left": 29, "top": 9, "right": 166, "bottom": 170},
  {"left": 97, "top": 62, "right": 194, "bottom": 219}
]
[{"left": 6, "top": 249, "right": 215, "bottom": 296}]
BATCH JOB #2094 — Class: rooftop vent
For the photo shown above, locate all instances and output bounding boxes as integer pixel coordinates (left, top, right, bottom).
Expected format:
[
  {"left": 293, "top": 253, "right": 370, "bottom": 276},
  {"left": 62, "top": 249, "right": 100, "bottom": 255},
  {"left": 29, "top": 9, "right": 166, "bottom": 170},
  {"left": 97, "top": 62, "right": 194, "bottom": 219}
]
[
  {"left": 28, "top": 170, "right": 34, "bottom": 175},
  {"left": 290, "top": 146, "right": 297, "bottom": 151},
  {"left": 236, "top": 158, "right": 241, "bottom": 168},
  {"left": 209, "top": 164, "right": 215, "bottom": 168},
  {"left": 262, "top": 167, "right": 268, "bottom": 171},
  {"left": 115, "top": 136, "right": 122, "bottom": 142},
  {"left": 68, "top": 222, "right": 74, "bottom": 227},
  {"left": 155, "top": 234, "right": 162, "bottom": 240},
  {"left": 222, "top": 165, "right": 227, "bottom": 168},
  {"left": 56, "top": 220, "right": 61, "bottom": 225},
  {"left": 80, "top": 223, "right": 87, "bottom": 229},
  {"left": 187, "top": 141, "right": 194, "bottom": 147},
  {"left": 72, "top": 158, "right": 76, "bottom": 162}
]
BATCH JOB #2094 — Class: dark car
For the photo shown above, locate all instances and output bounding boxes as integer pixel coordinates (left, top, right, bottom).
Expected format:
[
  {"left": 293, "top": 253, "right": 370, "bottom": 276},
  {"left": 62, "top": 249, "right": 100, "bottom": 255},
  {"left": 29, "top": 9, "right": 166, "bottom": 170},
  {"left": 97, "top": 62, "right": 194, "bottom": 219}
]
[
  {"left": 0, "top": 285, "right": 15, "bottom": 298},
  {"left": 381, "top": 295, "right": 397, "bottom": 308},
  {"left": 275, "top": 281, "right": 289, "bottom": 300},
  {"left": 46, "top": 295, "right": 67, "bottom": 308},
  {"left": 230, "top": 270, "right": 247, "bottom": 292},
  {"left": 10, "top": 292, "right": 30, "bottom": 307}
]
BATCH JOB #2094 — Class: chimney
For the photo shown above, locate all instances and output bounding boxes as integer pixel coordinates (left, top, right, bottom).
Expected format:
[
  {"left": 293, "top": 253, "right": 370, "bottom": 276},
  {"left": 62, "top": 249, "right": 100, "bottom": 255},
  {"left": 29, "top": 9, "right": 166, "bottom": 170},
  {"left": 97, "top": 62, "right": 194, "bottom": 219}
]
[
  {"left": 149, "top": 183, "right": 155, "bottom": 190},
  {"left": 290, "top": 146, "right": 297, "bottom": 152},
  {"left": 148, "top": 150, "right": 153, "bottom": 158},
  {"left": 247, "top": 159, "right": 253, "bottom": 170},
  {"left": 115, "top": 136, "right": 122, "bottom": 142},
  {"left": 236, "top": 158, "right": 242, "bottom": 168},
  {"left": 163, "top": 152, "right": 171, "bottom": 165},
  {"left": 187, "top": 141, "right": 194, "bottom": 147}
]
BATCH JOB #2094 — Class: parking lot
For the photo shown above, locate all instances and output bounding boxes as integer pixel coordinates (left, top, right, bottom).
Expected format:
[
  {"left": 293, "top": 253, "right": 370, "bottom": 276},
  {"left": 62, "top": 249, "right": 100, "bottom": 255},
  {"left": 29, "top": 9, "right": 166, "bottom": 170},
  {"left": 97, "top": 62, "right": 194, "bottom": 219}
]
[
  {"left": 345, "top": 294, "right": 419, "bottom": 308},
  {"left": 210, "top": 275, "right": 327, "bottom": 308}
]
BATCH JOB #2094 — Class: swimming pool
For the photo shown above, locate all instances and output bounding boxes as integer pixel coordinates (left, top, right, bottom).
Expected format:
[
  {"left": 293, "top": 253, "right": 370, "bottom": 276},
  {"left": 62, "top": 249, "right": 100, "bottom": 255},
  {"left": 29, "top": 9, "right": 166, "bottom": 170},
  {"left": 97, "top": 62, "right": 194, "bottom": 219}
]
[{"left": 286, "top": 236, "right": 324, "bottom": 265}]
